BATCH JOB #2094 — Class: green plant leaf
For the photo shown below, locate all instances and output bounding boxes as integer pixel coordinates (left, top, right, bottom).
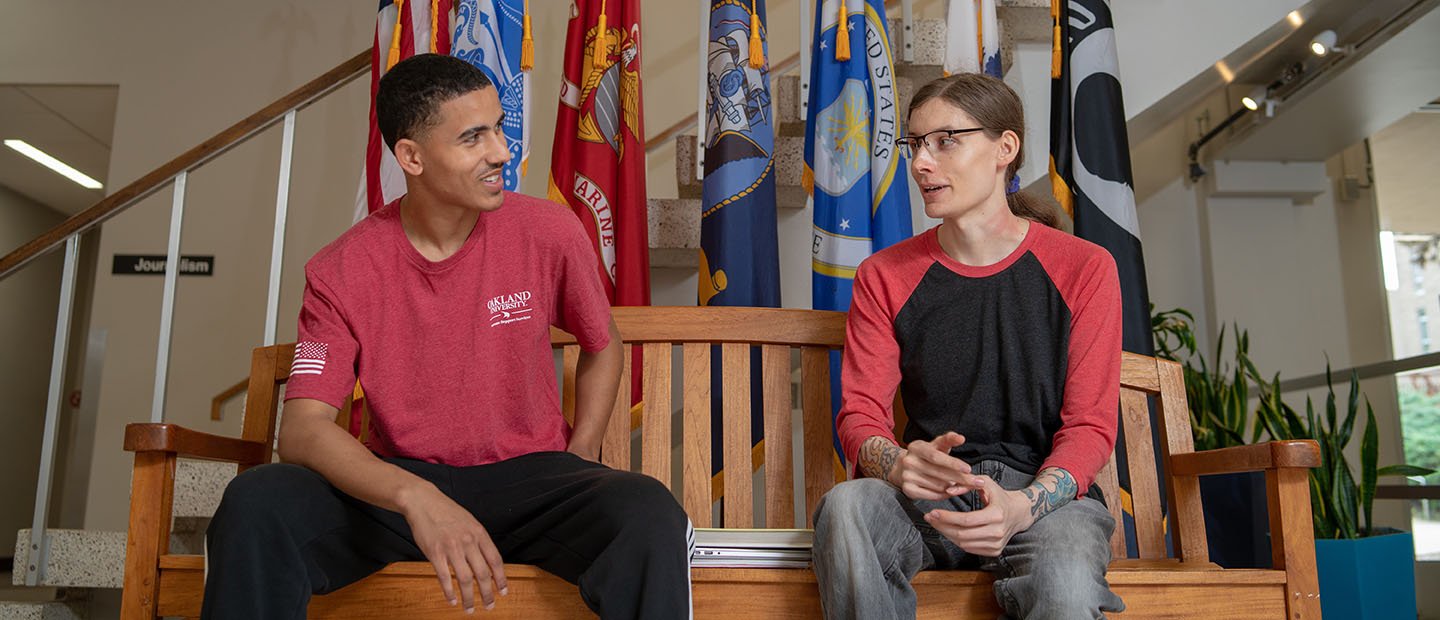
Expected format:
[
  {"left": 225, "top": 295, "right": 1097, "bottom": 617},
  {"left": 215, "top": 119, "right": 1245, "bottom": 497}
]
[
  {"left": 1339, "top": 370, "right": 1360, "bottom": 444},
  {"left": 1361, "top": 399, "right": 1377, "bottom": 536},
  {"left": 1331, "top": 454, "right": 1359, "bottom": 539}
]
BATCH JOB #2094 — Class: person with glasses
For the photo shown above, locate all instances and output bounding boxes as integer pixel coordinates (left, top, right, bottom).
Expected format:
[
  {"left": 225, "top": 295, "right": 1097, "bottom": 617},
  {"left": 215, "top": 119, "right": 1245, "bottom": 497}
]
[{"left": 811, "top": 73, "right": 1126, "bottom": 619}]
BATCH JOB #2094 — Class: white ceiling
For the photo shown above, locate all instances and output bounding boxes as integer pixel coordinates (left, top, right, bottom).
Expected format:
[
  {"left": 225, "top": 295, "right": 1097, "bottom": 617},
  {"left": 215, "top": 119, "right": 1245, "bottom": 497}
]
[
  {"left": 0, "top": 84, "right": 117, "bottom": 216},
  {"left": 1226, "top": 2, "right": 1440, "bottom": 160}
]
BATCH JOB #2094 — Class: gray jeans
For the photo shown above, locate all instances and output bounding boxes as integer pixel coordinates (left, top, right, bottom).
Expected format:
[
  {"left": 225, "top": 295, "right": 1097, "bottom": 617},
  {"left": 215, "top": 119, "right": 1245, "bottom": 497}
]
[{"left": 812, "top": 461, "right": 1125, "bottom": 619}]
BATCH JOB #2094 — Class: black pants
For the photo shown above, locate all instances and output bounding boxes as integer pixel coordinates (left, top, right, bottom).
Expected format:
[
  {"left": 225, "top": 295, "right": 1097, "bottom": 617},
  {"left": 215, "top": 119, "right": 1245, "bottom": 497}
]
[{"left": 201, "top": 451, "right": 692, "bottom": 619}]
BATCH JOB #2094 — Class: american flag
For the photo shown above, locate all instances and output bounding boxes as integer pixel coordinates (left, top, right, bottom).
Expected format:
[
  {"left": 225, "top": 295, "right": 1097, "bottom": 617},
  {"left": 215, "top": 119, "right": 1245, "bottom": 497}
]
[{"left": 291, "top": 342, "right": 328, "bottom": 377}]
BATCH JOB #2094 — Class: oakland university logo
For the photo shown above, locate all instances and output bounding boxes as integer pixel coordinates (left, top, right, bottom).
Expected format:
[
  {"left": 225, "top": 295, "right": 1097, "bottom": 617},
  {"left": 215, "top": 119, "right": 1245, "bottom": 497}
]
[{"left": 487, "top": 290, "right": 534, "bottom": 327}]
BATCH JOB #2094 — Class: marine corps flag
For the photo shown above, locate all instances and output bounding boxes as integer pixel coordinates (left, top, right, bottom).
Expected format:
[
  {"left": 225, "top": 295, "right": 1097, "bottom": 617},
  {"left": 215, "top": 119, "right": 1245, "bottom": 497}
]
[
  {"left": 548, "top": 0, "right": 650, "bottom": 308},
  {"left": 1049, "top": 0, "right": 1150, "bottom": 356}
]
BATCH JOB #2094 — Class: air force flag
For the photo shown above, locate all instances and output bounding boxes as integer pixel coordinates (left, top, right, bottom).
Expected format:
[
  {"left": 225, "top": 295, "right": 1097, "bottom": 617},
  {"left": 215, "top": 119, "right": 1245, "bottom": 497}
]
[
  {"left": 453, "top": 0, "right": 531, "bottom": 190},
  {"left": 805, "top": 0, "right": 913, "bottom": 315}
]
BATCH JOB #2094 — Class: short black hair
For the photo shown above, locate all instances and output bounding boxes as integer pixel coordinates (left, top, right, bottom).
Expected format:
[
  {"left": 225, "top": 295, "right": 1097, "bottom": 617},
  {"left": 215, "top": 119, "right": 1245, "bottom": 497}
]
[{"left": 376, "top": 53, "right": 494, "bottom": 151}]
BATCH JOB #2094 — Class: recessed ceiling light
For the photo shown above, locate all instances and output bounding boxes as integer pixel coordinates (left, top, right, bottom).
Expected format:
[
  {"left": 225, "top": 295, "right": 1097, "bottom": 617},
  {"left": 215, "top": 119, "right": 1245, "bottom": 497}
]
[{"left": 3, "top": 139, "right": 103, "bottom": 190}]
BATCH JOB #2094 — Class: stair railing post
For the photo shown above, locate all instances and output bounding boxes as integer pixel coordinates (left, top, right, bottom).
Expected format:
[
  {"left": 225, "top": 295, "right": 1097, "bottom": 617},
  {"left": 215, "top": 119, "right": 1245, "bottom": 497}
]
[
  {"left": 151, "top": 172, "right": 187, "bottom": 424},
  {"left": 25, "top": 235, "right": 80, "bottom": 586},
  {"left": 263, "top": 110, "right": 297, "bottom": 347},
  {"left": 800, "top": 0, "right": 811, "bottom": 123},
  {"left": 901, "top": 0, "right": 914, "bottom": 63}
]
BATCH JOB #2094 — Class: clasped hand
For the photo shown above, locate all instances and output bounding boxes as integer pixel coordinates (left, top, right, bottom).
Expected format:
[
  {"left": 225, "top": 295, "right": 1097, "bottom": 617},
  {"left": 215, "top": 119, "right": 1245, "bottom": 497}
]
[{"left": 887, "top": 432, "right": 1034, "bottom": 557}]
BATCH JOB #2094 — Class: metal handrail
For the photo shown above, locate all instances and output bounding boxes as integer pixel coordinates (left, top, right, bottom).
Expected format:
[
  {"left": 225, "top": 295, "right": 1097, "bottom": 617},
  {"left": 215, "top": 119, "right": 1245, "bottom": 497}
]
[
  {"left": 0, "top": 51, "right": 369, "bottom": 281},
  {"left": 1277, "top": 351, "right": 1440, "bottom": 393}
]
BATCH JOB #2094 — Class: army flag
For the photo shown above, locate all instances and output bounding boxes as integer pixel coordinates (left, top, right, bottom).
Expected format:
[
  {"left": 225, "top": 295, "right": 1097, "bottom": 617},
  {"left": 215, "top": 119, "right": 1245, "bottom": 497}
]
[{"left": 452, "top": 0, "right": 532, "bottom": 191}]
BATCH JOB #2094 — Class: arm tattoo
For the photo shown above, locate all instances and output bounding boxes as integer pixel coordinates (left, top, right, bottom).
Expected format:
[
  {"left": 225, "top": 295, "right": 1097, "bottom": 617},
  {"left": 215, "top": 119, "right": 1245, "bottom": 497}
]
[
  {"left": 1019, "top": 468, "right": 1079, "bottom": 521},
  {"left": 858, "top": 436, "right": 903, "bottom": 482}
]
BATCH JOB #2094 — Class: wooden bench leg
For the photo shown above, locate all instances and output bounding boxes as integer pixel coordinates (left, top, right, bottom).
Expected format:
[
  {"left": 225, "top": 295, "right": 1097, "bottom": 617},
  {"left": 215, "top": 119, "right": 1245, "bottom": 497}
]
[
  {"left": 1268, "top": 467, "right": 1321, "bottom": 619},
  {"left": 121, "top": 451, "right": 176, "bottom": 620}
]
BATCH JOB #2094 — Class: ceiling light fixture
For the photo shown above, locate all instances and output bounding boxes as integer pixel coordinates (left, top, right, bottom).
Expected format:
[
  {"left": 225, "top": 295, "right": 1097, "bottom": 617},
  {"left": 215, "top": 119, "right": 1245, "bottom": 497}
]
[
  {"left": 1240, "top": 85, "right": 1277, "bottom": 117},
  {"left": 3, "top": 139, "right": 103, "bottom": 190},
  {"left": 1310, "top": 29, "right": 1344, "bottom": 56}
]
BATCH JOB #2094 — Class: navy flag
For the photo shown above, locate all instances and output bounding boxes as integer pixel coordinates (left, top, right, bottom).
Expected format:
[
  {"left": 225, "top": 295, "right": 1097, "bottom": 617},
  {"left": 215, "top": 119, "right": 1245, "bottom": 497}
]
[{"left": 701, "top": 0, "right": 780, "bottom": 507}]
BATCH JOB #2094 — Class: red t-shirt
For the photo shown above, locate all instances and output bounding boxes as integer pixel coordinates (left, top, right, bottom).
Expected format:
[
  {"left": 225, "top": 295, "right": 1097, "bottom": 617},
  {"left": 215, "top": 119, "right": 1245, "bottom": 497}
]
[
  {"left": 836, "top": 222, "right": 1121, "bottom": 493},
  {"left": 283, "top": 193, "right": 612, "bottom": 467}
]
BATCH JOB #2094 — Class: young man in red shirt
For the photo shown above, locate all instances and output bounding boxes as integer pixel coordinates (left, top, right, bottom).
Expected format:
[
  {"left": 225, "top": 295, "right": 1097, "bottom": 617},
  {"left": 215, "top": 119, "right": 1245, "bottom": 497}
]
[{"left": 202, "top": 54, "right": 692, "bottom": 619}]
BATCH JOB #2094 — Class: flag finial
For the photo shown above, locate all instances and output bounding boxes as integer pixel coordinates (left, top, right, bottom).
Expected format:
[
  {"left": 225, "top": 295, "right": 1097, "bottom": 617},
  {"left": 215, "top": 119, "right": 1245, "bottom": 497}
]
[
  {"left": 749, "top": 0, "right": 765, "bottom": 69},
  {"left": 387, "top": 0, "right": 406, "bottom": 69},
  {"left": 835, "top": 0, "right": 851, "bottom": 61},
  {"left": 521, "top": 0, "right": 535, "bottom": 71}
]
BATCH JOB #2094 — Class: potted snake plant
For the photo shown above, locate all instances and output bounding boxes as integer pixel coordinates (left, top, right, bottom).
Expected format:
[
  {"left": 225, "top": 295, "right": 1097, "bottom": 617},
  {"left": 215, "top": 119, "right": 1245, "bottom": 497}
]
[{"left": 1252, "top": 367, "right": 1434, "bottom": 619}]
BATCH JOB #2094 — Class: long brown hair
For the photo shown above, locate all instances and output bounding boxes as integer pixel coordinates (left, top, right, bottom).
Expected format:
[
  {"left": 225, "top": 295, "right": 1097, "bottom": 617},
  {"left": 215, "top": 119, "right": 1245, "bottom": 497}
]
[{"left": 907, "top": 73, "right": 1057, "bottom": 227}]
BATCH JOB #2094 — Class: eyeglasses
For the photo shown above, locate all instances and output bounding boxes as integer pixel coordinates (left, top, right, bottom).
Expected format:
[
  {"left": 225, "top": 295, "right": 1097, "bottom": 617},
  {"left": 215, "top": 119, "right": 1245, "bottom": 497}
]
[{"left": 895, "top": 127, "right": 987, "bottom": 159}]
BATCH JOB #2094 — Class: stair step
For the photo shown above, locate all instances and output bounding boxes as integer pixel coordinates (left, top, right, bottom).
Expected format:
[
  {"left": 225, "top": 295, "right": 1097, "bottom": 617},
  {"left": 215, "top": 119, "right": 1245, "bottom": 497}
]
[
  {"left": 0, "top": 597, "right": 88, "bottom": 620},
  {"left": 173, "top": 459, "right": 235, "bottom": 520},
  {"left": 674, "top": 135, "right": 809, "bottom": 207},
  {"left": 12, "top": 531, "right": 123, "bottom": 590}
]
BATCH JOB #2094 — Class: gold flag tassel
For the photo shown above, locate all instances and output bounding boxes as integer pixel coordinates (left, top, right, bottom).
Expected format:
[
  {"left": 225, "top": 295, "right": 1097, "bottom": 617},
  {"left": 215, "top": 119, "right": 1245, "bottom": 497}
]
[
  {"left": 592, "top": 0, "right": 610, "bottom": 68},
  {"left": 521, "top": 0, "right": 535, "bottom": 71},
  {"left": 835, "top": 0, "right": 851, "bottom": 61},
  {"left": 429, "top": 0, "right": 439, "bottom": 52},
  {"left": 748, "top": 0, "right": 765, "bottom": 69},
  {"left": 387, "top": 0, "right": 406, "bottom": 69},
  {"left": 1050, "top": 0, "right": 1062, "bottom": 79}
]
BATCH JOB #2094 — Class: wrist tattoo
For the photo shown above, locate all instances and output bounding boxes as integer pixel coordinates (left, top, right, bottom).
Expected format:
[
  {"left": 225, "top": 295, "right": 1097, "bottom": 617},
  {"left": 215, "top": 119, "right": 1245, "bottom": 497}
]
[
  {"left": 858, "top": 436, "right": 902, "bottom": 481},
  {"left": 1020, "top": 468, "right": 1078, "bottom": 521}
]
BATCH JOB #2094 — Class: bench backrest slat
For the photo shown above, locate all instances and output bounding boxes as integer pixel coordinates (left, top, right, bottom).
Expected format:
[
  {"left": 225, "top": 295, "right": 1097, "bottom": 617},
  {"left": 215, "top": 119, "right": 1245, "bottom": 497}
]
[{"left": 600, "top": 344, "right": 633, "bottom": 472}]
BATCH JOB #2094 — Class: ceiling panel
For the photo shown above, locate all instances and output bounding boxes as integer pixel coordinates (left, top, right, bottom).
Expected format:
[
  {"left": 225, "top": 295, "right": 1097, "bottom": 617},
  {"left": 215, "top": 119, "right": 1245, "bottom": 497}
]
[{"left": 0, "top": 84, "right": 117, "bottom": 215}]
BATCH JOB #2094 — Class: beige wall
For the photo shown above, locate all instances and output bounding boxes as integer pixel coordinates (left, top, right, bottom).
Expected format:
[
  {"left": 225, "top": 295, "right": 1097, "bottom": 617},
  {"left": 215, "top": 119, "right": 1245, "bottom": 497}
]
[{"left": 0, "top": 186, "right": 66, "bottom": 544}]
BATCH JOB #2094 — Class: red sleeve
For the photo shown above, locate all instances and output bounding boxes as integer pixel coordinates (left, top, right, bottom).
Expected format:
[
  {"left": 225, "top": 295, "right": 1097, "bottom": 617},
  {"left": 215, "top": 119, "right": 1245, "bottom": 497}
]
[
  {"left": 282, "top": 266, "right": 359, "bottom": 411},
  {"left": 1038, "top": 250, "right": 1122, "bottom": 493},
  {"left": 552, "top": 213, "right": 612, "bottom": 353},
  {"left": 836, "top": 258, "right": 904, "bottom": 474}
]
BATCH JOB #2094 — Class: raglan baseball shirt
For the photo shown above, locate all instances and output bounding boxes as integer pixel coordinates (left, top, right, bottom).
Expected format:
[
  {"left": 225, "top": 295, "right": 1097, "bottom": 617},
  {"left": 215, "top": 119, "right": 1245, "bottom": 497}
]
[
  {"left": 835, "top": 222, "right": 1122, "bottom": 494},
  {"left": 283, "top": 192, "right": 612, "bottom": 467}
]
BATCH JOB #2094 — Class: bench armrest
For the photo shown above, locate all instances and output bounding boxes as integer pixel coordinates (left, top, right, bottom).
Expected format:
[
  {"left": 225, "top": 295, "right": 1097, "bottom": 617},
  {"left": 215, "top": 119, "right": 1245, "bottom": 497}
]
[
  {"left": 1169, "top": 440, "right": 1319, "bottom": 477},
  {"left": 123, "top": 423, "right": 268, "bottom": 466}
]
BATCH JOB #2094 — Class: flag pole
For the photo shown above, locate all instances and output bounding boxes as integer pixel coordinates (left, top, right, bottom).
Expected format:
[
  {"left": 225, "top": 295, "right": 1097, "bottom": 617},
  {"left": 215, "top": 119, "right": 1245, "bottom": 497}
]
[
  {"left": 697, "top": 0, "right": 708, "bottom": 181},
  {"left": 799, "top": 0, "right": 811, "bottom": 123}
]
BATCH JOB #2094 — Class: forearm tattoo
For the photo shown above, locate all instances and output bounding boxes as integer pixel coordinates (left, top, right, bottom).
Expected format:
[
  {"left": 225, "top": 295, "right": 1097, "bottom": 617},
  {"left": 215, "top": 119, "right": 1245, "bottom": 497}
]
[
  {"left": 1020, "top": 467, "right": 1079, "bottom": 521},
  {"left": 858, "top": 436, "right": 903, "bottom": 481}
]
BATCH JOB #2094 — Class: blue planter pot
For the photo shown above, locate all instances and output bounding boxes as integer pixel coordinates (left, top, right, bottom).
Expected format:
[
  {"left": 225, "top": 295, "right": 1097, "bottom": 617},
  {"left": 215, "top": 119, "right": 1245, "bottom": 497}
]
[{"left": 1314, "top": 530, "right": 1417, "bottom": 620}]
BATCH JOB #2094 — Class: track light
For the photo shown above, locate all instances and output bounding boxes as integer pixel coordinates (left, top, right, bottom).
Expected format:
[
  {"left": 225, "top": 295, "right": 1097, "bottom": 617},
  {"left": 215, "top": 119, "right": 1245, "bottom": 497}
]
[
  {"left": 1241, "top": 85, "right": 1265, "bottom": 111},
  {"left": 1241, "top": 85, "right": 1277, "bottom": 117},
  {"left": 1310, "top": 29, "right": 1341, "bottom": 56}
]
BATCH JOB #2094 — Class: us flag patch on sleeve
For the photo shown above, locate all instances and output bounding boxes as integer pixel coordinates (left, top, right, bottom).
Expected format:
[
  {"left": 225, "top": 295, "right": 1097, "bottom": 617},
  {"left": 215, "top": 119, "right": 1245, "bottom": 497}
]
[{"left": 291, "top": 342, "right": 328, "bottom": 376}]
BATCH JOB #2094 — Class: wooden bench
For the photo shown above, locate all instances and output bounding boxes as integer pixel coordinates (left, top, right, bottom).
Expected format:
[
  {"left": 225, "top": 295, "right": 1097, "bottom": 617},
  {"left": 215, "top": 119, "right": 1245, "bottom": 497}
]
[{"left": 119, "top": 306, "right": 1322, "bottom": 618}]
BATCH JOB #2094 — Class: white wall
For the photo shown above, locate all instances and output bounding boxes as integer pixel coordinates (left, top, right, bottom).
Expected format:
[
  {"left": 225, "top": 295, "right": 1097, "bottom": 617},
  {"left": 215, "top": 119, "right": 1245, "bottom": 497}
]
[{"left": 0, "top": 186, "right": 65, "bottom": 548}]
